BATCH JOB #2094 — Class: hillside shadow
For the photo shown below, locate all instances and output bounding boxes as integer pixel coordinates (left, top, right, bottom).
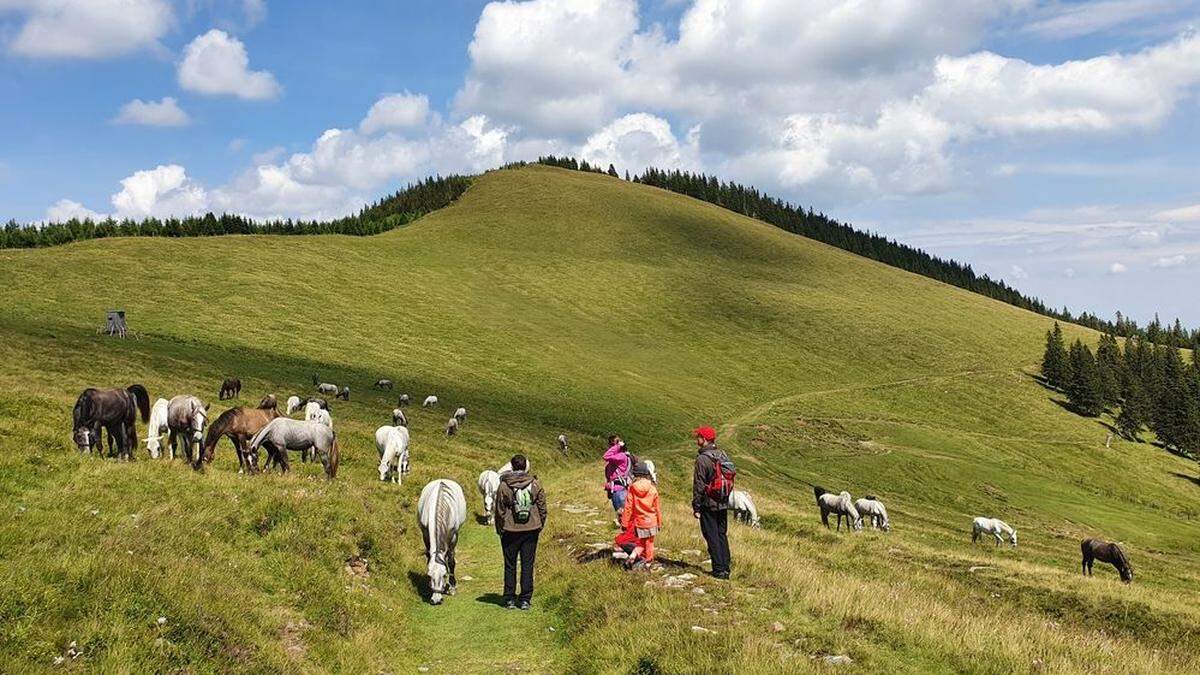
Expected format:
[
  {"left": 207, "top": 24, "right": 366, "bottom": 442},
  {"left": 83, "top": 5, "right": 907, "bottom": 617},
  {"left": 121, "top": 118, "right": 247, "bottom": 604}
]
[
  {"left": 475, "top": 593, "right": 507, "bottom": 607},
  {"left": 1171, "top": 472, "right": 1200, "bottom": 489},
  {"left": 407, "top": 570, "right": 431, "bottom": 602}
]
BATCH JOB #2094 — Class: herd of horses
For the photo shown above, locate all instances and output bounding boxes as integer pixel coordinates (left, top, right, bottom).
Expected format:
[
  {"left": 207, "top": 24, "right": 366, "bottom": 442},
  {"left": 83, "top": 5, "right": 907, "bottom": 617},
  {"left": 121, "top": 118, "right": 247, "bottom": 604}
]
[{"left": 69, "top": 380, "right": 1137, "bottom": 591}]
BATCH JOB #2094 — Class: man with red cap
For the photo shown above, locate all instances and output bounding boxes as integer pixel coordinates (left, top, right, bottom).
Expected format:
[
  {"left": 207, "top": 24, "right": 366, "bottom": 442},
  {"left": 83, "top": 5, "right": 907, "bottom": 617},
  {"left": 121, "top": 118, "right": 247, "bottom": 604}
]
[{"left": 692, "top": 425, "right": 733, "bottom": 579}]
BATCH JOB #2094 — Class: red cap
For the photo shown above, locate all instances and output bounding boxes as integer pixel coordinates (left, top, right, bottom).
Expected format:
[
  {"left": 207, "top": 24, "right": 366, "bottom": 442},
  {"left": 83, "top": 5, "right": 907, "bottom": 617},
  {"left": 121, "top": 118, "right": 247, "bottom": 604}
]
[{"left": 694, "top": 426, "right": 716, "bottom": 442}]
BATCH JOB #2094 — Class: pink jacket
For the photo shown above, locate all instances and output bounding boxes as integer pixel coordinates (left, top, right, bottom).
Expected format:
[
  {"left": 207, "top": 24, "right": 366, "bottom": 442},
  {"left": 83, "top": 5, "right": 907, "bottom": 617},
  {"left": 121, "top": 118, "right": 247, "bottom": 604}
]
[{"left": 603, "top": 443, "right": 631, "bottom": 491}]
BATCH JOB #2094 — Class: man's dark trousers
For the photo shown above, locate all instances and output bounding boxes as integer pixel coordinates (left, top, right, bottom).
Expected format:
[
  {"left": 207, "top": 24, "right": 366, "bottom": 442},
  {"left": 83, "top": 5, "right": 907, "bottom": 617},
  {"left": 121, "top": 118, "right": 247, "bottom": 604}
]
[
  {"left": 699, "top": 509, "right": 730, "bottom": 576},
  {"left": 501, "top": 530, "right": 540, "bottom": 603}
]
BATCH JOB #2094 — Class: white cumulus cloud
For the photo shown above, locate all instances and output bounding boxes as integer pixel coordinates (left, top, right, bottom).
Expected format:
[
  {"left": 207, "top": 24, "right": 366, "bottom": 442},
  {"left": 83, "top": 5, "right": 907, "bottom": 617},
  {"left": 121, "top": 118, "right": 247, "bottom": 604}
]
[
  {"left": 2, "top": 0, "right": 172, "bottom": 59},
  {"left": 1152, "top": 254, "right": 1187, "bottom": 268},
  {"left": 178, "top": 29, "right": 281, "bottom": 100},
  {"left": 1109, "top": 262, "right": 1128, "bottom": 274},
  {"left": 111, "top": 165, "right": 209, "bottom": 219},
  {"left": 113, "top": 97, "right": 190, "bottom": 127},
  {"left": 360, "top": 92, "right": 430, "bottom": 135},
  {"left": 580, "top": 113, "right": 699, "bottom": 174},
  {"left": 46, "top": 198, "right": 103, "bottom": 222}
]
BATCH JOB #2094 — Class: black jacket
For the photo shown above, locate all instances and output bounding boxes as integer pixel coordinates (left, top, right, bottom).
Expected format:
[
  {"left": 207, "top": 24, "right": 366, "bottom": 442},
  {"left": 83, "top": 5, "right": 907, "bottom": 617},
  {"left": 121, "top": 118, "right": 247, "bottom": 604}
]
[{"left": 692, "top": 443, "right": 730, "bottom": 512}]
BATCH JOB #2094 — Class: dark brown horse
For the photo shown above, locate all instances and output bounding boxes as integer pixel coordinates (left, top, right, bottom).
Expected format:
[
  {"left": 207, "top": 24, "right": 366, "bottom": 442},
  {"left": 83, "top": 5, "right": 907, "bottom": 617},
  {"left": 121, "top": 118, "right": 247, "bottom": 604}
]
[
  {"left": 218, "top": 377, "right": 241, "bottom": 400},
  {"left": 203, "top": 403, "right": 281, "bottom": 473},
  {"left": 1082, "top": 538, "right": 1133, "bottom": 583},
  {"left": 72, "top": 385, "right": 151, "bottom": 460}
]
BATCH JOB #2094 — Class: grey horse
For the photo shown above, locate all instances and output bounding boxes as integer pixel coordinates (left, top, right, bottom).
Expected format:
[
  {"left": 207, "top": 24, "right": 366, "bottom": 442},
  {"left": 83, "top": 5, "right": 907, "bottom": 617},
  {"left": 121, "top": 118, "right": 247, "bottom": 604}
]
[{"left": 248, "top": 417, "right": 339, "bottom": 478}]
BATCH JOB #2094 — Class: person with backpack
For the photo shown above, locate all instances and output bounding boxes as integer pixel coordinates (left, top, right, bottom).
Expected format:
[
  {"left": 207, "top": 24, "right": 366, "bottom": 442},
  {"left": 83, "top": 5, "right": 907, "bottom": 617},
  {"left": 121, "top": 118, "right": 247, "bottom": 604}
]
[
  {"left": 692, "top": 426, "right": 734, "bottom": 579},
  {"left": 493, "top": 454, "right": 547, "bottom": 609},
  {"left": 619, "top": 461, "right": 663, "bottom": 569},
  {"left": 603, "top": 434, "right": 632, "bottom": 512}
]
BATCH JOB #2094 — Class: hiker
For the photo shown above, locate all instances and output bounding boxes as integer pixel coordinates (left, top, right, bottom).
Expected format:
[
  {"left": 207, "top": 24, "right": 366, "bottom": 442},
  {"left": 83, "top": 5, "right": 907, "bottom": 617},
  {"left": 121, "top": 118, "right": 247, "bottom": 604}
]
[
  {"left": 603, "top": 435, "right": 632, "bottom": 513},
  {"left": 493, "top": 454, "right": 547, "bottom": 610},
  {"left": 692, "top": 426, "right": 735, "bottom": 579},
  {"left": 619, "top": 461, "right": 663, "bottom": 569}
]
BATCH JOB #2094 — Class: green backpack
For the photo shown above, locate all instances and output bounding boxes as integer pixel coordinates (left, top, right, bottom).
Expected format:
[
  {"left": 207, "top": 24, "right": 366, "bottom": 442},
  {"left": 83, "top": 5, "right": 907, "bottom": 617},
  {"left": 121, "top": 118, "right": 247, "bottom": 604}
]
[{"left": 513, "top": 485, "right": 533, "bottom": 524}]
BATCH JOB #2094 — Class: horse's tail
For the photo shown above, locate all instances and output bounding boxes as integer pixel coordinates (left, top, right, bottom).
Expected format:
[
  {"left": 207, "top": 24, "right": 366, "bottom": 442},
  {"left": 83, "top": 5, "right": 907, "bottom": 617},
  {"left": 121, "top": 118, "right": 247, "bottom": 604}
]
[
  {"left": 326, "top": 437, "right": 340, "bottom": 479},
  {"left": 813, "top": 485, "right": 827, "bottom": 499},
  {"left": 127, "top": 384, "right": 151, "bottom": 423}
]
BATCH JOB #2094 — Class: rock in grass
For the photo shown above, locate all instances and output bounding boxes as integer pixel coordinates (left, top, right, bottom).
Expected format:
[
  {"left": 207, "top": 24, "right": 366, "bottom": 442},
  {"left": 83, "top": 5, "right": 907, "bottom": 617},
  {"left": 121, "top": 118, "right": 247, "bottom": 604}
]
[
  {"left": 822, "top": 655, "right": 853, "bottom": 666},
  {"left": 771, "top": 621, "right": 785, "bottom": 633},
  {"left": 691, "top": 625, "right": 714, "bottom": 634}
]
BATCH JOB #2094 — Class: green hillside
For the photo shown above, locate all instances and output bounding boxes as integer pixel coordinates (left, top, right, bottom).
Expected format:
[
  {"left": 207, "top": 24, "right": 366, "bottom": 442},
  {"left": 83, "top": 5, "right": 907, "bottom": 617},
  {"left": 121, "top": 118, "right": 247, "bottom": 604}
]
[{"left": 1, "top": 165, "right": 1197, "bottom": 673}]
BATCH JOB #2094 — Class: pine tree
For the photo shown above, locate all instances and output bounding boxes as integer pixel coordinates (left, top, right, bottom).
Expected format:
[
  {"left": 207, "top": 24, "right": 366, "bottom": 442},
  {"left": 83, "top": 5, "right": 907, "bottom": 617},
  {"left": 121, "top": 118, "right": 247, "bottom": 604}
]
[
  {"left": 1116, "top": 378, "right": 1148, "bottom": 441},
  {"left": 1041, "top": 323, "right": 1069, "bottom": 389},
  {"left": 1152, "top": 346, "right": 1188, "bottom": 450},
  {"left": 607, "top": 164, "right": 618, "bottom": 177},
  {"left": 1067, "top": 339, "right": 1104, "bottom": 416},
  {"left": 1095, "top": 332, "right": 1123, "bottom": 409}
]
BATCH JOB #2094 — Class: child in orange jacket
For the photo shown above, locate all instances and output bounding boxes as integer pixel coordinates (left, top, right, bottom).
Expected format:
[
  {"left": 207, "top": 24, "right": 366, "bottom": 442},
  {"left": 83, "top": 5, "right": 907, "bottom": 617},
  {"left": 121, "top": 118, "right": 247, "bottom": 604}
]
[{"left": 620, "top": 461, "right": 662, "bottom": 567}]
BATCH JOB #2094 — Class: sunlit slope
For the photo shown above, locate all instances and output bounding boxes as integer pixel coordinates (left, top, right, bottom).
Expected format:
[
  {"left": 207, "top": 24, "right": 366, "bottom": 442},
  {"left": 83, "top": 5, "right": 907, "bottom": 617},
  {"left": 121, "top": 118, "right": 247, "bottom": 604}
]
[{"left": 1, "top": 164, "right": 1197, "bottom": 673}]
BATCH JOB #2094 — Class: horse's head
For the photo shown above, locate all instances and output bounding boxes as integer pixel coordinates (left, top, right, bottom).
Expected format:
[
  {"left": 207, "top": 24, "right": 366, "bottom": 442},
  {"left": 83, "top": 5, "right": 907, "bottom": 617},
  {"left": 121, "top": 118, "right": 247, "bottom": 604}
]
[
  {"left": 483, "top": 493, "right": 494, "bottom": 514},
  {"left": 428, "top": 554, "right": 449, "bottom": 604},
  {"left": 190, "top": 405, "right": 208, "bottom": 442},
  {"left": 73, "top": 427, "right": 93, "bottom": 453},
  {"left": 145, "top": 435, "right": 161, "bottom": 458},
  {"left": 1120, "top": 565, "right": 1133, "bottom": 583},
  {"left": 1009, "top": 530, "right": 1018, "bottom": 547}
]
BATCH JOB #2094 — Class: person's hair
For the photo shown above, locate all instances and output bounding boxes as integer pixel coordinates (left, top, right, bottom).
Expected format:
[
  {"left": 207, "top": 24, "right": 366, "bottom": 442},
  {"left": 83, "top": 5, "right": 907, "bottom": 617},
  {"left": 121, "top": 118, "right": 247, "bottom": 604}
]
[
  {"left": 510, "top": 454, "right": 527, "bottom": 471},
  {"left": 607, "top": 434, "right": 619, "bottom": 446}
]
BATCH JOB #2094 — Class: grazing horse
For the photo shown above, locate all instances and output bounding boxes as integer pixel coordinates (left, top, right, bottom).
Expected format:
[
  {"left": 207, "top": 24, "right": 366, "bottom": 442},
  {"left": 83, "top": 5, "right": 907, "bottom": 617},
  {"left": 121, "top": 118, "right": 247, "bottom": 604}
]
[
  {"left": 336, "top": 386, "right": 350, "bottom": 401},
  {"left": 392, "top": 408, "right": 408, "bottom": 427},
  {"left": 972, "top": 517, "right": 1017, "bottom": 547},
  {"left": 375, "top": 425, "right": 410, "bottom": 484},
  {"left": 453, "top": 407, "right": 467, "bottom": 422},
  {"left": 854, "top": 496, "right": 890, "bottom": 532},
  {"left": 477, "top": 470, "right": 501, "bottom": 524},
  {"left": 285, "top": 395, "right": 303, "bottom": 415},
  {"left": 166, "top": 395, "right": 210, "bottom": 467},
  {"left": 144, "top": 398, "right": 171, "bottom": 459},
  {"left": 258, "top": 394, "right": 277, "bottom": 411},
  {"left": 316, "top": 382, "right": 338, "bottom": 396},
  {"left": 729, "top": 489, "right": 761, "bottom": 527},
  {"left": 417, "top": 479, "right": 467, "bottom": 605},
  {"left": 249, "top": 417, "right": 339, "bottom": 478},
  {"left": 557, "top": 434, "right": 569, "bottom": 454},
  {"left": 1082, "top": 538, "right": 1133, "bottom": 583},
  {"left": 72, "top": 384, "right": 150, "bottom": 460},
  {"left": 218, "top": 377, "right": 241, "bottom": 400},
  {"left": 445, "top": 417, "right": 459, "bottom": 437},
  {"left": 203, "top": 404, "right": 281, "bottom": 473},
  {"left": 643, "top": 459, "right": 659, "bottom": 485},
  {"left": 814, "top": 486, "right": 862, "bottom": 531},
  {"left": 423, "top": 395, "right": 438, "bottom": 408},
  {"left": 374, "top": 379, "right": 393, "bottom": 390},
  {"left": 398, "top": 393, "right": 410, "bottom": 407}
]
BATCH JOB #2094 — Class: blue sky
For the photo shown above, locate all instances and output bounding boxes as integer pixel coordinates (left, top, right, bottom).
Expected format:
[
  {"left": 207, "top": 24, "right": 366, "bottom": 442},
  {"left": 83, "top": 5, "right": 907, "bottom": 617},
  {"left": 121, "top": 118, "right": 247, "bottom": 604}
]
[{"left": 1, "top": 0, "right": 1198, "bottom": 325}]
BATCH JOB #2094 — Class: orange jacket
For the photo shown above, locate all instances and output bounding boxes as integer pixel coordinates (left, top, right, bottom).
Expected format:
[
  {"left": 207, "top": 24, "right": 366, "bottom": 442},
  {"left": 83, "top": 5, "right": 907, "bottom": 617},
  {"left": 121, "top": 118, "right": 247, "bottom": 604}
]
[{"left": 621, "top": 478, "right": 662, "bottom": 530}]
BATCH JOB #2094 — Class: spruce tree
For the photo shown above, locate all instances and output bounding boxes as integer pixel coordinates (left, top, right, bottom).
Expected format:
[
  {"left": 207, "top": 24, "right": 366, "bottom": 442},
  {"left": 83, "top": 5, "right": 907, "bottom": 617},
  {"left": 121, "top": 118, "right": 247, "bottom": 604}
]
[
  {"left": 1095, "top": 332, "right": 1123, "bottom": 408},
  {"left": 1116, "top": 378, "right": 1148, "bottom": 441},
  {"left": 1152, "top": 346, "right": 1188, "bottom": 450},
  {"left": 1067, "top": 339, "right": 1104, "bottom": 416},
  {"left": 1042, "top": 323, "right": 1069, "bottom": 389}
]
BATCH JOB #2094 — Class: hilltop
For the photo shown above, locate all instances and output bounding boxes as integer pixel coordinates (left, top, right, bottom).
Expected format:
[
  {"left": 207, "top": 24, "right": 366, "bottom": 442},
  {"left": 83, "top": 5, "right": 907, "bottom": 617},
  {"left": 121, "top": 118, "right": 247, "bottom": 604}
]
[{"left": 1, "top": 165, "right": 1197, "bottom": 673}]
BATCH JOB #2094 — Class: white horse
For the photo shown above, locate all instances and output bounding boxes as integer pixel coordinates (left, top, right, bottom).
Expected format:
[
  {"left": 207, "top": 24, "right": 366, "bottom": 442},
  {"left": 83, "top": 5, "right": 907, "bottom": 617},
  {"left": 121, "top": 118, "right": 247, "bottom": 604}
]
[
  {"left": 729, "top": 489, "right": 761, "bottom": 527},
  {"left": 417, "top": 479, "right": 467, "bottom": 605},
  {"left": 498, "top": 459, "right": 531, "bottom": 475},
  {"left": 445, "top": 417, "right": 459, "bottom": 437},
  {"left": 166, "top": 395, "right": 209, "bottom": 465},
  {"left": 643, "top": 459, "right": 659, "bottom": 484},
  {"left": 477, "top": 470, "right": 501, "bottom": 524},
  {"left": 453, "top": 407, "right": 467, "bottom": 422},
  {"left": 144, "top": 397, "right": 170, "bottom": 459},
  {"left": 972, "top": 517, "right": 1017, "bottom": 547},
  {"left": 815, "top": 486, "right": 861, "bottom": 531},
  {"left": 557, "top": 434, "right": 568, "bottom": 453},
  {"left": 392, "top": 408, "right": 408, "bottom": 427},
  {"left": 398, "top": 394, "right": 410, "bottom": 406},
  {"left": 316, "top": 382, "right": 338, "bottom": 396},
  {"left": 854, "top": 496, "right": 890, "bottom": 532},
  {"left": 423, "top": 395, "right": 438, "bottom": 408},
  {"left": 285, "top": 395, "right": 302, "bottom": 416},
  {"left": 309, "top": 408, "right": 332, "bottom": 429},
  {"left": 375, "top": 425, "right": 410, "bottom": 484},
  {"left": 249, "top": 417, "right": 338, "bottom": 478}
]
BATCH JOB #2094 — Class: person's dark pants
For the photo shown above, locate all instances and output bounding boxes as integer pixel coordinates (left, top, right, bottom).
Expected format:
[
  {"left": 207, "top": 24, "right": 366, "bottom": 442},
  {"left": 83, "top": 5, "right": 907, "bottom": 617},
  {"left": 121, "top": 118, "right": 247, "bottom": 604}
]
[
  {"left": 501, "top": 530, "right": 540, "bottom": 603},
  {"left": 699, "top": 509, "right": 731, "bottom": 576}
]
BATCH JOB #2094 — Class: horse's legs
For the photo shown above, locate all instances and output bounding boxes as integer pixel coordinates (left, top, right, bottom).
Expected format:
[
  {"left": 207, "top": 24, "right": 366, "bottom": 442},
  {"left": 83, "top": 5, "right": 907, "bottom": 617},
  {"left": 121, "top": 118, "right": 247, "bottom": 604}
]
[{"left": 447, "top": 536, "right": 459, "bottom": 595}]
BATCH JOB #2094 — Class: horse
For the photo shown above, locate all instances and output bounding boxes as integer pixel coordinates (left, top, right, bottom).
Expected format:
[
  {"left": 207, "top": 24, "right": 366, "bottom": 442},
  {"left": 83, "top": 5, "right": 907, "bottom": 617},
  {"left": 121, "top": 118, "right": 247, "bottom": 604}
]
[
  {"left": 316, "top": 382, "right": 338, "bottom": 396},
  {"left": 248, "top": 417, "right": 339, "bottom": 479},
  {"left": 854, "top": 496, "right": 890, "bottom": 532},
  {"left": 375, "top": 425, "right": 410, "bottom": 484},
  {"left": 557, "top": 434, "right": 568, "bottom": 454},
  {"left": 423, "top": 395, "right": 438, "bottom": 408},
  {"left": 257, "top": 394, "right": 277, "bottom": 410},
  {"left": 374, "top": 379, "right": 393, "bottom": 390},
  {"left": 203, "top": 404, "right": 281, "bottom": 473},
  {"left": 166, "top": 395, "right": 210, "bottom": 467},
  {"left": 336, "top": 386, "right": 350, "bottom": 401},
  {"left": 72, "top": 384, "right": 150, "bottom": 460},
  {"left": 417, "top": 479, "right": 467, "bottom": 605},
  {"left": 814, "top": 486, "right": 862, "bottom": 531},
  {"left": 392, "top": 408, "right": 408, "bottom": 427},
  {"left": 398, "top": 394, "right": 410, "bottom": 407},
  {"left": 445, "top": 417, "right": 459, "bottom": 437},
  {"left": 453, "top": 407, "right": 467, "bottom": 422},
  {"left": 643, "top": 459, "right": 658, "bottom": 484},
  {"left": 1081, "top": 538, "right": 1133, "bottom": 583},
  {"left": 144, "top": 398, "right": 171, "bottom": 459},
  {"left": 477, "top": 470, "right": 501, "bottom": 524},
  {"left": 972, "top": 517, "right": 1017, "bottom": 547},
  {"left": 218, "top": 377, "right": 241, "bottom": 400},
  {"left": 285, "top": 395, "right": 303, "bottom": 415},
  {"left": 729, "top": 489, "right": 761, "bottom": 527}
]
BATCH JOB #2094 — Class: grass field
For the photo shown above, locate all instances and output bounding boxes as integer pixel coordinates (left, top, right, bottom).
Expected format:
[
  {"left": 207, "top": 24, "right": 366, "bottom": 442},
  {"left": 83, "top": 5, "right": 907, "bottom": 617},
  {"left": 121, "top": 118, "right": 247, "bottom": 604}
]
[{"left": 1, "top": 164, "right": 1197, "bottom": 673}]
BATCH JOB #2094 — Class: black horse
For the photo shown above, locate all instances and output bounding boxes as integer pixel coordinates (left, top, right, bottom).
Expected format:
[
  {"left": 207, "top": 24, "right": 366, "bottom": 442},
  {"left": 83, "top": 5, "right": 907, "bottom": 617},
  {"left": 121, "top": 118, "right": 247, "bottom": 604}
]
[
  {"left": 72, "top": 385, "right": 150, "bottom": 460},
  {"left": 219, "top": 377, "right": 241, "bottom": 400},
  {"left": 1082, "top": 538, "right": 1133, "bottom": 583}
]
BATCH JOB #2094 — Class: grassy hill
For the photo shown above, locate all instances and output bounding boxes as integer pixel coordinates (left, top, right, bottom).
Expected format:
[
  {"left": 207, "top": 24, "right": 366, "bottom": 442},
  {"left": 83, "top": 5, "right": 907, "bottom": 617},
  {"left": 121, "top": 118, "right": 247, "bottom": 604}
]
[{"left": 1, "top": 164, "right": 1197, "bottom": 673}]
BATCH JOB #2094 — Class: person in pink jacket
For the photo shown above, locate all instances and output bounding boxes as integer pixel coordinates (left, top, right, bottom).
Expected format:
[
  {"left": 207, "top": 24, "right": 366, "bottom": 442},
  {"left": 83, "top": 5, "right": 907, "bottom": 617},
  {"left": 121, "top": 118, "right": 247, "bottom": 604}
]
[{"left": 603, "top": 434, "right": 632, "bottom": 512}]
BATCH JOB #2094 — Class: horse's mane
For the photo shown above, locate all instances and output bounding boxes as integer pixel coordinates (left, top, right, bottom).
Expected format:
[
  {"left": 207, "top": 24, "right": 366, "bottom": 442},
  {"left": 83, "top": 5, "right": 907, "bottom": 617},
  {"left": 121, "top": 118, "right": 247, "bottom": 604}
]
[
  {"left": 1110, "top": 542, "right": 1130, "bottom": 568},
  {"left": 73, "top": 390, "right": 95, "bottom": 428},
  {"left": 813, "top": 485, "right": 827, "bottom": 499}
]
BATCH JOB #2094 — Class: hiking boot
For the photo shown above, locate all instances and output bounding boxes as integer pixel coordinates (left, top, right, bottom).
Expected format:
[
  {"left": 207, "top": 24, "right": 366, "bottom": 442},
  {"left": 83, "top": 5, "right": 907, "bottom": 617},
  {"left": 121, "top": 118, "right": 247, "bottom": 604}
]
[
  {"left": 519, "top": 600, "right": 531, "bottom": 611},
  {"left": 712, "top": 571, "right": 730, "bottom": 580},
  {"left": 504, "top": 600, "right": 518, "bottom": 610}
]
